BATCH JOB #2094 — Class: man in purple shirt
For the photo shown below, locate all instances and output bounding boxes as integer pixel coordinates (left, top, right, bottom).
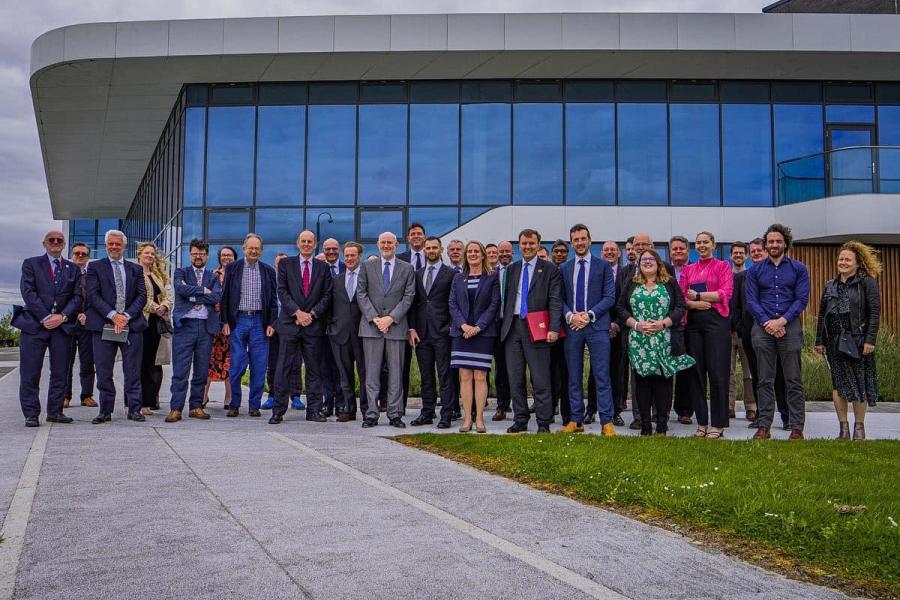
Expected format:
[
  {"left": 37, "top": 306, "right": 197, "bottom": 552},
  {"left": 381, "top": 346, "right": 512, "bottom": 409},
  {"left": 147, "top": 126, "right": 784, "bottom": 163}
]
[{"left": 745, "top": 224, "right": 810, "bottom": 440}]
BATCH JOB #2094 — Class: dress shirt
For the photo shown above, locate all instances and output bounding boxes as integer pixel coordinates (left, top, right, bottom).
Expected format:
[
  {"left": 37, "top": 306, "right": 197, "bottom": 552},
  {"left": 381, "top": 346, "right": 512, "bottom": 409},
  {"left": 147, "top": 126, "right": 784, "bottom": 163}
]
[
  {"left": 345, "top": 267, "right": 360, "bottom": 299},
  {"left": 424, "top": 261, "right": 443, "bottom": 293},
  {"left": 566, "top": 254, "right": 596, "bottom": 324},
  {"left": 450, "top": 262, "right": 463, "bottom": 273},
  {"left": 513, "top": 257, "right": 538, "bottom": 317},
  {"left": 410, "top": 249, "right": 426, "bottom": 271},
  {"left": 237, "top": 260, "right": 262, "bottom": 311},
  {"left": 673, "top": 264, "right": 686, "bottom": 284},
  {"left": 679, "top": 257, "right": 733, "bottom": 319},
  {"left": 106, "top": 258, "right": 130, "bottom": 320},
  {"left": 744, "top": 255, "right": 810, "bottom": 326},
  {"left": 184, "top": 267, "right": 209, "bottom": 320},
  {"left": 382, "top": 259, "right": 394, "bottom": 285},
  {"left": 327, "top": 260, "right": 341, "bottom": 277}
]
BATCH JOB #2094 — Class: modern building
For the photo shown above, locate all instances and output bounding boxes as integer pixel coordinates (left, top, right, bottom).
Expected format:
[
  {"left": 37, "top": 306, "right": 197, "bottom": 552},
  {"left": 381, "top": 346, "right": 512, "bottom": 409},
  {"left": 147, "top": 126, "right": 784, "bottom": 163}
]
[{"left": 30, "top": 6, "right": 900, "bottom": 326}]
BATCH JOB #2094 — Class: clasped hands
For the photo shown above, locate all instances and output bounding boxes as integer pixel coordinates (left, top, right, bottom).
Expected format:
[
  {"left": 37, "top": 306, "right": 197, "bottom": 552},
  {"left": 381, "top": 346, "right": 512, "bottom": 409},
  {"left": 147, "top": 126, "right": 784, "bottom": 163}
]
[
  {"left": 763, "top": 317, "right": 787, "bottom": 338},
  {"left": 635, "top": 319, "right": 667, "bottom": 335},
  {"left": 293, "top": 309, "right": 314, "bottom": 327},
  {"left": 569, "top": 311, "right": 591, "bottom": 331},
  {"left": 111, "top": 313, "right": 129, "bottom": 334},
  {"left": 42, "top": 314, "right": 66, "bottom": 330},
  {"left": 373, "top": 315, "right": 394, "bottom": 335}
]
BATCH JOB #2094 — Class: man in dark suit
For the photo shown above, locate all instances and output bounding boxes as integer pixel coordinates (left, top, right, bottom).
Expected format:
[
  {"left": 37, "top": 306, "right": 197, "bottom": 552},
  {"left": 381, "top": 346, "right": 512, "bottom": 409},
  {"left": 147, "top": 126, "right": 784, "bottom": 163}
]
[
  {"left": 166, "top": 239, "right": 222, "bottom": 423},
  {"left": 220, "top": 233, "right": 277, "bottom": 418},
  {"left": 270, "top": 230, "right": 333, "bottom": 424},
  {"left": 328, "top": 242, "right": 366, "bottom": 421},
  {"left": 408, "top": 236, "right": 456, "bottom": 428},
  {"left": 264, "top": 253, "right": 303, "bottom": 411},
  {"left": 549, "top": 239, "right": 571, "bottom": 424},
  {"left": 491, "top": 240, "right": 514, "bottom": 421},
  {"left": 669, "top": 235, "right": 694, "bottom": 425},
  {"left": 15, "top": 230, "right": 83, "bottom": 427},
  {"left": 84, "top": 229, "right": 148, "bottom": 423},
  {"left": 63, "top": 242, "right": 97, "bottom": 409},
  {"left": 395, "top": 222, "right": 427, "bottom": 414},
  {"left": 501, "top": 229, "right": 563, "bottom": 434},
  {"left": 319, "top": 237, "right": 346, "bottom": 417}
]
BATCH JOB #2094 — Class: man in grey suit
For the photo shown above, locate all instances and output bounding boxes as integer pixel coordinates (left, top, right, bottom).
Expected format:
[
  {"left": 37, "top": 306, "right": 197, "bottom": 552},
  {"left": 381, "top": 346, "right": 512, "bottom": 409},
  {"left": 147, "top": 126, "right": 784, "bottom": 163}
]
[{"left": 357, "top": 232, "right": 416, "bottom": 428}]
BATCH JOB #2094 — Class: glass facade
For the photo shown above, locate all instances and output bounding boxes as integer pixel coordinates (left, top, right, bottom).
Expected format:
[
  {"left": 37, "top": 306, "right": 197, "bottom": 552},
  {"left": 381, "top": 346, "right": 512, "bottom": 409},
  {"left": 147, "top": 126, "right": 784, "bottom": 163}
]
[
  {"left": 114, "top": 80, "right": 900, "bottom": 268},
  {"left": 67, "top": 219, "right": 123, "bottom": 260}
]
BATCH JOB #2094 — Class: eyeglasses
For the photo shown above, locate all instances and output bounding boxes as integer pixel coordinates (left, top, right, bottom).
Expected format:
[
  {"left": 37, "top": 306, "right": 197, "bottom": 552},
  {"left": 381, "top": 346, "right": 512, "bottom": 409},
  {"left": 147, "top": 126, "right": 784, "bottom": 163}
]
[
  {"left": 639, "top": 258, "right": 658, "bottom": 264},
  {"left": 71, "top": 251, "right": 89, "bottom": 257},
  {"left": 46, "top": 237, "right": 64, "bottom": 244}
]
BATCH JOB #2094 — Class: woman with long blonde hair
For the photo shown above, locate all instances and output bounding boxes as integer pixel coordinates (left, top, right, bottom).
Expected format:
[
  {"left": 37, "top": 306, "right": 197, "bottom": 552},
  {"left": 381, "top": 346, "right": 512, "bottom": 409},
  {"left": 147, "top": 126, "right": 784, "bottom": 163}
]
[{"left": 137, "top": 242, "right": 174, "bottom": 415}]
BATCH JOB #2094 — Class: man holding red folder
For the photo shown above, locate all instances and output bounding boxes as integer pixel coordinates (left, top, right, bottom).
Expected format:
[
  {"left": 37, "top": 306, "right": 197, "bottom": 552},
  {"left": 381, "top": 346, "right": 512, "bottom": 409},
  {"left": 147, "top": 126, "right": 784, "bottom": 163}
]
[{"left": 500, "top": 229, "right": 563, "bottom": 433}]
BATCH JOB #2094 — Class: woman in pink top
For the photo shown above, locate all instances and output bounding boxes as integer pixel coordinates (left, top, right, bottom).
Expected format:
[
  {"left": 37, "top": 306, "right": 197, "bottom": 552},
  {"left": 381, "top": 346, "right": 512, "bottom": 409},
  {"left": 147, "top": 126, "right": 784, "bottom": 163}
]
[{"left": 679, "top": 231, "right": 734, "bottom": 439}]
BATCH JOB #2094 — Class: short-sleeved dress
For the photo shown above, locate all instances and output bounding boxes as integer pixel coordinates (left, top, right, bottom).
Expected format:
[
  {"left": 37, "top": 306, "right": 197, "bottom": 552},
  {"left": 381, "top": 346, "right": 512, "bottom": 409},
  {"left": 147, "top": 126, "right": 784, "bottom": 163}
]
[
  {"left": 628, "top": 284, "right": 696, "bottom": 378},
  {"left": 450, "top": 275, "right": 494, "bottom": 371}
]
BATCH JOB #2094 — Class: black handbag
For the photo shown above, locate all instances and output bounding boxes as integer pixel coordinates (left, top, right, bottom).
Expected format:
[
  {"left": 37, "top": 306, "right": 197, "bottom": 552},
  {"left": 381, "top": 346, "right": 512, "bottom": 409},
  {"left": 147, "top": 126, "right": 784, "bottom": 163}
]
[
  {"left": 156, "top": 318, "right": 174, "bottom": 336},
  {"left": 837, "top": 327, "right": 862, "bottom": 360}
]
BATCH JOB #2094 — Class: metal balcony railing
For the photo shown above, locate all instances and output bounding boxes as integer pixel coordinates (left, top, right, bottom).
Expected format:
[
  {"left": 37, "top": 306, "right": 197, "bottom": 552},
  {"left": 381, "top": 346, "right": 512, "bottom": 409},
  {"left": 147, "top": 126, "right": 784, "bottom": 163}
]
[{"left": 777, "top": 145, "right": 900, "bottom": 205}]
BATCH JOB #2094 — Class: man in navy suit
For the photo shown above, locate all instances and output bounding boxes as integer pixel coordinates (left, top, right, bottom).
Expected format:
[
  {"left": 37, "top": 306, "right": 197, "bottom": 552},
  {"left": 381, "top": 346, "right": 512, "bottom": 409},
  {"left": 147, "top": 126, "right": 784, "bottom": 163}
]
[
  {"left": 328, "top": 242, "right": 366, "bottom": 421},
  {"left": 15, "top": 230, "right": 82, "bottom": 426},
  {"left": 559, "top": 224, "right": 617, "bottom": 436},
  {"left": 63, "top": 241, "right": 97, "bottom": 409},
  {"left": 220, "top": 233, "right": 277, "bottom": 418},
  {"left": 84, "top": 229, "right": 148, "bottom": 423},
  {"left": 319, "top": 237, "right": 346, "bottom": 417},
  {"left": 166, "top": 239, "right": 222, "bottom": 423},
  {"left": 270, "top": 230, "right": 333, "bottom": 424}
]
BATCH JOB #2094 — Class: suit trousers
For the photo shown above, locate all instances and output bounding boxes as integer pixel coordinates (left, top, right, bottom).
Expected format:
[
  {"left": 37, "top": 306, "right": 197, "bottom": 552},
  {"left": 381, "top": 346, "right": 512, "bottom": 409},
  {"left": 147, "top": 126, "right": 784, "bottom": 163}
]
[
  {"left": 492, "top": 334, "right": 511, "bottom": 411},
  {"left": 169, "top": 318, "right": 212, "bottom": 412},
  {"left": 505, "top": 318, "right": 554, "bottom": 427},
  {"left": 729, "top": 331, "right": 756, "bottom": 414},
  {"left": 565, "top": 328, "right": 613, "bottom": 426},
  {"left": 633, "top": 373, "right": 673, "bottom": 433},
  {"left": 273, "top": 330, "right": 324, "bottom": 417},
  {"left": 267, "top": 331, "right": 301, "bottom": 399},
  {"left": 585, "top": 369, "right": 600, "bottom": 418},
  {"left": 19, "top": 328, "right": 72, "bottom": 418},
  {"left": 363, "top": 337, "right": 405, "bottom": 421},
  {"left": 550, "top": 342, "right": 570, "bottom": 424},
  {"left": 320, "top": 344, "right": 343, "bottom": 411},
  {"left": 685, "top": 309, "right": 732, "bottom": 429},
  {"left": 65, "top": 327, "right": 94, "bottom": 401},
  {"left": 92, "top": 331, "right": 143, "bottom": 415},
  {"left": 228, "top": 314, "right": 268, "bottom": 411},
  {"left": 672, "top": 371, "right": 692, "bottom": 419},
  {"left": 330, "top": 335, "right": 366, "bottom": 415},
  {"left": 607, "top": 333, "right": 626, "bottom": 415},
  {"left": 740, "top": 331, "right": 788, "bottom": 424},
  {"left": 416, "top": 335, "right": 454, "bottom": 421},
  {"left": 751, "top": 319, "right": 805, "bottom": 430}
]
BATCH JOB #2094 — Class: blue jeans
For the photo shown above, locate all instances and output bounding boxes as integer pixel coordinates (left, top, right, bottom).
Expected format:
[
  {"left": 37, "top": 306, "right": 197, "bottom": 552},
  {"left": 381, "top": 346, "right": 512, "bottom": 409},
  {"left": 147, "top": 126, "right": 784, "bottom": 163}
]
[
  {"left": 564, "top": 326, "right": 613, "bottom": 425},
  {"left": 169, "top": 318, "right": 212, "bottom": 412},
  {"left": 228, "top": 314, "right": 268, "bottom": 410}
]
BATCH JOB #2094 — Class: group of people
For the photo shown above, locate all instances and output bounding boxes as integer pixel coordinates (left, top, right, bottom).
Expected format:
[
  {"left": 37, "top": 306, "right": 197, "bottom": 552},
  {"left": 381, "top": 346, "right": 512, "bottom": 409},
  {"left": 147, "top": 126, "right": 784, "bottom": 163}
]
[{"left": 17, "top": 221, "right": 882, "bottom": 440}]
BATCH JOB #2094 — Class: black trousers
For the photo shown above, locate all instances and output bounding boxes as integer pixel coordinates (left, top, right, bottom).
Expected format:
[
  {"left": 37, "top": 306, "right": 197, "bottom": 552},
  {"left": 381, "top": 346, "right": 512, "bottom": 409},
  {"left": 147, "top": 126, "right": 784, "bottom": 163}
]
[
  {"left": 685, "top": 309, "right": 732, "bottom": 428},
  {"left": 492, "top": 334, "right": 511, "bottom": 411},
  {"left": 416, "top": 335, "right": 454, "bottom": 421},
  {"left": 672, "top": 371, "right": 692, "bottom": 418},
  {"left": 330, "top": 334, "right": 367, "bottom": 415},
  {"left": 550, "top": 342, "right": 570, "bottom": 424},
  {"left": 505, "top": 319, "right": 553, "bottom": 427},
  {"left": 607, "top": 332, "right": 626, "bottom": 415},
  {"left": 140, "top": 320, "right": 162, "bottom": 408},
  {"left": 633, "top": 373, "right": 672, "bottom": 433},
  {"left": 65, "top": 326, "right": 94, "bottom": 400},
  {"left": 740, "top": 331, "right": 788, "bottom": 423},
  {"left": 320, "top": 345, "right": 343, "bottom": 411},
  {"left": 267, "top": 332, "right": 301, "bottom": 398},
  {"left": 273, "top": 331, "right": 323, "bottom": 416}
]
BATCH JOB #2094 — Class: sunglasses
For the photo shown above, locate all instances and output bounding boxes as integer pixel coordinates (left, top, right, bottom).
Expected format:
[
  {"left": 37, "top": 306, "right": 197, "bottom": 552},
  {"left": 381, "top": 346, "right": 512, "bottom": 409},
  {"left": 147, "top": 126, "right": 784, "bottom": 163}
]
[
  {"left": 46, "top": 237, "right": 65, "bottom": 244},
  {"left": 71, "top": 251, "right": 89, "bottom": 257}
]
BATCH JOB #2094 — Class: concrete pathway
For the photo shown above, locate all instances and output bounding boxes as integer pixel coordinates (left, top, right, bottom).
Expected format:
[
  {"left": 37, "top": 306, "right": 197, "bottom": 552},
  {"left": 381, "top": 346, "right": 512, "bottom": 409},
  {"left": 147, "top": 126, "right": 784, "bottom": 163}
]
[{"left": 2, "top": 364, "right": 889, "bottom": 600}]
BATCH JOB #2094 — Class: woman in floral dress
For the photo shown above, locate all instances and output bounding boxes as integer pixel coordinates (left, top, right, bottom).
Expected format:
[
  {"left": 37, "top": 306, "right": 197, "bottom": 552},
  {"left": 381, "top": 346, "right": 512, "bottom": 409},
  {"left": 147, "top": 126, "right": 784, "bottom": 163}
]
[{"left": 203, "top": 246, "right": 236, "bottom": 408}]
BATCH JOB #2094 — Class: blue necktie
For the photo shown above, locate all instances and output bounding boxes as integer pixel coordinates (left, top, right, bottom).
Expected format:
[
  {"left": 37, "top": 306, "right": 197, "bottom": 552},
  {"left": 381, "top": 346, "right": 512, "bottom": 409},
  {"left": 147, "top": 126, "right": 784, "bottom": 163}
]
[
  {"left": 382, "top": 261, "right": 391, "bottom": 291},
  {"left": 52, "top": 258, "right": 62, "bottom": 288},
  {"left": 519, "top": 262, "right": 530, "bottom": 319},
  {"left": 576, "top": 259, "right": 586, "bottom": 312}
]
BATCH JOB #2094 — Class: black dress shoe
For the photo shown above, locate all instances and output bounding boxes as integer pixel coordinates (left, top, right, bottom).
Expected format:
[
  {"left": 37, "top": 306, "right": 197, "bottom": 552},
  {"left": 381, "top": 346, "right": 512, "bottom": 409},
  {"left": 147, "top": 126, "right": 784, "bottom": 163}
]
[
  {"left": 269, "top": 414, "right": 283, "bottom": 424},
  {"left": 537, "top": 425, "right": 551, "bottom": 433},
  {"left": 410, "top": 415, "right": 433, "bottom": 426},
  {"left": 91, "top": 413, "right": 111, "bottom": 425},
  {"left": 322, "top": 407, "right": 335, "bottom": 417},
  {"left": 612, "top": 414, "right": 625, "bottom": 427},
  {"left": 583, "top": 413, "right": 595, "bottom": 424},
  {"left": 747, "top": 420, "right": 760, "bottom": 428},
  {"left": 506, "top": 423, "right": 528, "bottom": 434},
  {"left": 46, "top": 414, "right": 74, "bottom": 424},
  {"left": 248, "top": 410, "right": 261, "bottom": 417},
  {"left": 306, "top": 414, "right": 327, "bottom": 423},
  {"left": 226, "top": 407, "right": 239, "bottom": 417},
  {"left": 362, "top": 418, "right": 378, "bottom": 428},
  {"left": 24, "top": 416, "right": 40, "bottom": 427},
  {"left": 389, "top": 417, "right": 406, "bottom": 428},
  {"left": 127, "top": 412, "right": 146, "bottom": 422},
  {"left": 436, "top": 420, "right": 451, "bottom": 429},
  {"left": 451, "top": 412, "right": 462, "bottom": 421},
  {"left": 629, "top": 418, "right": 642, "bottom": 430}
]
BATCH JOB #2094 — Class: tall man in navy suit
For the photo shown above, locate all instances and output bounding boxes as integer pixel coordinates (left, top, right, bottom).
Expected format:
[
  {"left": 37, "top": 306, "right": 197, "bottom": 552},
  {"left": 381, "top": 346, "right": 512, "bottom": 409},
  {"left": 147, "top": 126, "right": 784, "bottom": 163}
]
[
  {"left": 15, "top": 230, "right": 82, "bottom": 427},
  {"left": 319, "top": 237, "right": 346, "bottom": 417},
  {"left": 270, "top": 230, "right": 333, "bottom": 424},
  {"left": 166, "top": 239, "right": 222, "bottom": 423},
  {"left": 84, "top": 229, "right": 148, "bottom": 423},
  {"left": 559, "top": 224, "right": 617, "bottom": 436}
]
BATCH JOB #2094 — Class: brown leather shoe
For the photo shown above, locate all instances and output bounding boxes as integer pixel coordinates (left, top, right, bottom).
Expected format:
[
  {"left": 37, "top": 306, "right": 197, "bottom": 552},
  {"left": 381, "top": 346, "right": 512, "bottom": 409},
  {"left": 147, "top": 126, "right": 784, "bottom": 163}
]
[
  {"left": 559, "top": 422, "right": 584, "bottom": 433},
  {"left": 491, "top": 410, "right": 507, "bottom": 421},
  {"left": 745, "top": 410, "right": 757, "bottom": 421},
  {"left": 81, "top": 397, "right": 98, "bottom": 407},
  {"left": 788, "top": 428, "right": 804, "bottom": 440},
  {"left": 752, "top": 426, "right": 771, "bottom": 440},
  {"left": 164, "top": 410, "right": 182, "bottom": 423},
  {"left": 226, "top": 407, "right": 239, "bottom": 417},
  {"left": 337, "top": 413, "right": 350, "bottom": 423},
  {"left": 677, "top": 415, "right": 692, "bottom": 425},
  {"left": 63, "top": 397, "right": 71, "bottom": 409},
  {"left": 189, "top": 408, "right": 210, "bottom": 420},
  {"left": 601, "top": 423, "right": 616, "bottom": 437}
]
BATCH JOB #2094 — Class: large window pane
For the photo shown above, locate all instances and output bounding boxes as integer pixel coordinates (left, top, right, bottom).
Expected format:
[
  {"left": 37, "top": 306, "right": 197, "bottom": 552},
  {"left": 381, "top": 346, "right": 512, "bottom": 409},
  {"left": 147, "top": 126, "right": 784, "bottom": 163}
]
[
  {"left": 359, "top": 210, "right": 403, "bottom": 241},
  {"left": 723, "top": 104, "right": 773, "bottom": 206},
  {"left": 670, "top": 104, "right": 721, "bottom": 206},
  {"left": 410, "top": 104, "right": 459, "bottom": 204},
  {"left": 307, "top": 105, "right": 356, "bottom": 205},
  {"left": 826, "top": 105, "right": 875, "bottom": 124},
  {"left": 618, "top": 103, "right": 668, "bottom": 205},
  {"left": 206, "top": 107, "right": 255, "bottom": 206},
  {"left": 878, "top": 106, "right": 900, "bottom": 193},
  {"left": 358, "top": 104, "right": 407, "bottom": 205},
  {"left": 566, "top": 103, "right": 615, "bottom": 205},
  {"left": 408, "top": 207, "right": 458, "bottom": 238},
  {"left": 460, "top": 206, "right": 492, "bottom": 224},
  {"left": 181, "top": 209, "right": 202, "bottom": 242},
  {"left": 461, "top": 103, "right": 511, "bottom": 205},
  {"left": 306, "top": 208, "right": 355, "bottom": 244},
  {"left": 207, "top": 211, "right": 250, "bottom": 240},
  {"left": 255, "top": 208, "right": 303, "bottom": 243},
  {"left": 514, "top": 103, "right": 563, "bottom": 205},
  {"left": 183, "top": 107, "right": 205, "bottom": 207},
  {"left": 775, "top": 105, "right": 824, "bottom": 202},
  {"left": 256, "top": 106, "right": 305, "bottom": 205}
]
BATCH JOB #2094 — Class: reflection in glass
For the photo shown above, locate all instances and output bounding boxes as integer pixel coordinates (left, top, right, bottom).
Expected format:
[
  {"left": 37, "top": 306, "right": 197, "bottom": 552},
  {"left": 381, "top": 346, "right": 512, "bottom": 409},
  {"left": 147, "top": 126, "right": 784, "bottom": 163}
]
[
  {"left": 206, "top": 107, "right": 255, "bottom": 206},
  {"left": 618, "top": 103, "right": 668, "bottom": 205},
  {"left": 514, "top": 103, "right": 562, "bottom": 205},
  {"left": 358, "top": 104, "right": 407, "bottom": 205},
  {"left": 878, "top": 106, "right": 900, "bottom": 193},
  {"left": 460, "top": 206, "right": 492, "bottom": 224},
  {"left": 183, "top": 107, "right": 205, "bottom": 207},
  {"left": 407, "top": 207, "right": 458, "bottom": 238},
  {"left": 182, "top": 209, "right": 203, "bottom": 242},
  {"left": 306, "top": 208, "right": 354, "bottom": 244},
  {"left": 307, "top": 105, "right": 356, "bottom": 205},
  {"left": 461, "top": 104, "right": 510, "bottom": 205},
  {"left": 257, "top": 106, "right": 305, "bottom": 205},
  {"left": 410, "top": 104, "right": 459, "bottom": 204},
  {"left": 255, "top": 208, "right": 304, "bottom": 243},
  {"left": 207, "top": 211, "right": 250, "bottom": 240},
  {"left": 670, "top": 104, "right": 720, "bottom": 206},
  {"left": 566, "top": 103, "right": 614, "bottom": 205},
  {"left": 359, "top": 210, "right": 403, "bottom": 241},
  {"left": 775, "top": 105, "right": 824, "bottom": 202},
  {"left": 825, "top": 105, "right": 875, "bottom": 124},
  {"left": 723, "top": 104, "right": 773, "bottom": 206}
]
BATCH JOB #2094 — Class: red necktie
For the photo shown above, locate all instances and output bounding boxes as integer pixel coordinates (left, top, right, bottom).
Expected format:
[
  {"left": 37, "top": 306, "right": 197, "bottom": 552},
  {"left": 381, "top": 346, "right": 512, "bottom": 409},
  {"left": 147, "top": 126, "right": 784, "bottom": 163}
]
[{"left": 302, "top": 260, "right": 311, "bottom": 295}]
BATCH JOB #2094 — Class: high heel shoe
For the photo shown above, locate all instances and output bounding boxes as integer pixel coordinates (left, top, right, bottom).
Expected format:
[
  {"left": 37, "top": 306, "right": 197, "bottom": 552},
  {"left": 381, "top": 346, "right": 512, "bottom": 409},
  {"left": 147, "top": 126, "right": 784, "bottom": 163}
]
[
  {"left": 459, "top": 423, "right": 472, "bottom": 433},
  {"left": 475, "top": 423, "right": 487, "bottom": 433},
  {"left": 837, "top": 421, "right": 850, "bottom": 440}
]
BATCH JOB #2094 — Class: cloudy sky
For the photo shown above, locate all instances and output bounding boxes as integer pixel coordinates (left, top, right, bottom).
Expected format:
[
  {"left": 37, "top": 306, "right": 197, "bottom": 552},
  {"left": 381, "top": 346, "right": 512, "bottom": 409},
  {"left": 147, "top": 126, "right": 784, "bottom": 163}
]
[{"left": 0, "top": 0, "right": 768, "bottom": 306}]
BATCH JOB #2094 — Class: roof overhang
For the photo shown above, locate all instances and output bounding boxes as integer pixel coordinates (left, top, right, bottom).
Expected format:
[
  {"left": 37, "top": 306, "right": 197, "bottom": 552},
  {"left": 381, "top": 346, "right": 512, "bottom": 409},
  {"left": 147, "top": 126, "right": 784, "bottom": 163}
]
[{"left": 30, "top": 12, "right": 900, "bottom": 219}]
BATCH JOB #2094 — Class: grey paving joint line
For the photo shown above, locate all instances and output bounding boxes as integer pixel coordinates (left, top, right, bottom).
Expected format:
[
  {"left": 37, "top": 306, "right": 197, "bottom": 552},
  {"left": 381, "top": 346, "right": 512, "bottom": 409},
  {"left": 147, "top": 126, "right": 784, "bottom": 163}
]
[{"left": 268, "top": 432, "right": 629, "bottom": 600}]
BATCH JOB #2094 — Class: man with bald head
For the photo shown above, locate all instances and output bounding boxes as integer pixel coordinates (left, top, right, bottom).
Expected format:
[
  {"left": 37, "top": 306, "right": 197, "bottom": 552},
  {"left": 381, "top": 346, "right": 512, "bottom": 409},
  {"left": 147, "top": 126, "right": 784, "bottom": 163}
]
[{"left": 357, "top": 231, "right": 416, "bottom": 428}]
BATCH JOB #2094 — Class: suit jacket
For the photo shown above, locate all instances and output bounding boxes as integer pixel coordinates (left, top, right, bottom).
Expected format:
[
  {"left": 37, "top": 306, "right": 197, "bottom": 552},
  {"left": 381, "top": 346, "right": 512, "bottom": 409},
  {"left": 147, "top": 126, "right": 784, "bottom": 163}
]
[
  {"left": 14, "top": 255, "right": 82, "bottom": 335},
  {"left": 327, "top": 270, "right": 362, "bottom": 345},
  {"left": 172, "top": 266, "right": 223, "bottom": 334},
  {"left": 729, "top": 269, "right": 755, "bottom": 338},
  {"left": 356, "top": 257, "right": 416, "bottom": 340},
  {"left": 448, "top": 271, "right": 501, "bottom": 338},
  {"left": 560, "top": 255, "right": 616, "bottom": 333},
  {"left": 220, "top": 259, "right": 278, "bottom": 329},
  {"left": 409, "top": 263, "right": 455, "bottom": 340},
  {"left": 275, "top": 255, "right": 333, "bottom": 336},
  {"left": 499, "top": 258, "right": 563, "bottom": 342},
  {"left": 397, "top": 250, "right": 426, "bottom": 271},
  {"left": 324, "top": 260, "right": 347, "bottom": 278},
  {"left": 84, "top": 258, "right": 148, "bottom": 333}
]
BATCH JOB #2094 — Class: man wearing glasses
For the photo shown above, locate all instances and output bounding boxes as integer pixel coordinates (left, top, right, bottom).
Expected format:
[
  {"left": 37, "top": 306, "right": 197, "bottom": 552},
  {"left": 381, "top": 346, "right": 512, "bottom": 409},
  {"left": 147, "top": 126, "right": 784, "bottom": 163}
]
[{"left": 63, "top": 242, "right": 97, "bottom": 409}]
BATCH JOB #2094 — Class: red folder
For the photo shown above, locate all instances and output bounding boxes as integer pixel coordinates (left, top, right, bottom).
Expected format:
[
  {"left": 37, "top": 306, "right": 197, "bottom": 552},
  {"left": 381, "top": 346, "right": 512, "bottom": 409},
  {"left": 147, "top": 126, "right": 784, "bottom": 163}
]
[{"left": 525, "top": 310, "right": 565, "bottom": 343}]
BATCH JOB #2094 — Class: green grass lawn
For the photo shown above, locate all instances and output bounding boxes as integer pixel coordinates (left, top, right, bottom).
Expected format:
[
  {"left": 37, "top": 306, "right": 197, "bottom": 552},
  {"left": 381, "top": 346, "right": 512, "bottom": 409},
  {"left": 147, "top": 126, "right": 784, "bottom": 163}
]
[{"left": 400, "top": 434, "right": 900, "bottom": 599}]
